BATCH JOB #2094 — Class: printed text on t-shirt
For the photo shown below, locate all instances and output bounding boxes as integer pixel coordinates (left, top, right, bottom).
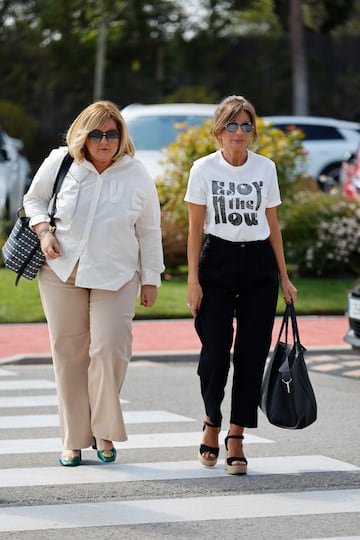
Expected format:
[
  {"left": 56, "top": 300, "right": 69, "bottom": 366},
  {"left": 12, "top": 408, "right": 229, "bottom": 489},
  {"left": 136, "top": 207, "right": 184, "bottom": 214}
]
[{"left": 212, "top": 180, "right": 263, "bottom": 226}]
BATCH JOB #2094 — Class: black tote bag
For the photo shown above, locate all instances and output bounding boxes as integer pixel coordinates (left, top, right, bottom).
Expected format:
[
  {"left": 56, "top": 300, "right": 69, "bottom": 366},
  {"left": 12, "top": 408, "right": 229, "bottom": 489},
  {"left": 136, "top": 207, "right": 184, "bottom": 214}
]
[{"left": 260, "top": 302, "right": 317, "bottom": 429}]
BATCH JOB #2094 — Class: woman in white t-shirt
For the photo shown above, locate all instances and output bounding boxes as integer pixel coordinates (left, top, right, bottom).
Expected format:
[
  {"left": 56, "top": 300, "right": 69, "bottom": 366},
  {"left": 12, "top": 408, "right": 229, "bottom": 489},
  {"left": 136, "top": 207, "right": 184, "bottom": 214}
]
[{"left": 185, "top": 95, "right": 297, "bottom": 475}]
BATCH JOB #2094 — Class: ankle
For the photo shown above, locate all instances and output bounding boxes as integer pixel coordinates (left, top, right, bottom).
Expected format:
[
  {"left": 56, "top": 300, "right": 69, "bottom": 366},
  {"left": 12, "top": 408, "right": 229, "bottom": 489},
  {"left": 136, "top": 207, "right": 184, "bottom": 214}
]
[
  {"left": 227, "top": 423, "right": 244, "bottom": 437},
  {"left": 95, "top": 438, "right": 114, "bottom": 451},
  {"left": 62, "top": 449, "right": 80, "bottom": 456}
]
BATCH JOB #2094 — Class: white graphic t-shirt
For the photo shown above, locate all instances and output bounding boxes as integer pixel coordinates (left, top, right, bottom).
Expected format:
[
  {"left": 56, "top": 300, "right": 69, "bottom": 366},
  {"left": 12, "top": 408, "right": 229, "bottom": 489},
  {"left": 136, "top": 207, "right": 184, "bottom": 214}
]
[{"left": 184, "top": 149, "right": 282, "bottom": 242}]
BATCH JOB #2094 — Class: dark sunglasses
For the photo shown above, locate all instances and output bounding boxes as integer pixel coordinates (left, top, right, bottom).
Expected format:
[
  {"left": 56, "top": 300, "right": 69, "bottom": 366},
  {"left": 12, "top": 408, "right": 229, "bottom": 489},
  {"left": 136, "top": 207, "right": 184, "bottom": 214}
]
[
  {"left": 87, "top": 129, "right": 120, "bottom": 142},
  {"left": 225, "top": 122, "right": 254, "bottom": 133}
]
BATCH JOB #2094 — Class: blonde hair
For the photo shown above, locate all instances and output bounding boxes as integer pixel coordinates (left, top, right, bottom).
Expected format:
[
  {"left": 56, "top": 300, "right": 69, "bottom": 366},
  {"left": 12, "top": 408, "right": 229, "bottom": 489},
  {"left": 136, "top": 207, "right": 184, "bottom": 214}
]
[
  {"left": 211, "top": 95, "right": 258, "bottom": 145},
  {"left": 66, "top": 100, "right": 135, "bottom": 162}
]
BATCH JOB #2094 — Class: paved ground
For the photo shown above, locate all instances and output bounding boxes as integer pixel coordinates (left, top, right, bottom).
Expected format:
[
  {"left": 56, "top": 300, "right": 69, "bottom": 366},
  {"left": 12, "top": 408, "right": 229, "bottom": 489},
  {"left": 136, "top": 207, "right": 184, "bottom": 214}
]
[
  {"left": 0, "top": 317, "right": 359, "bottom": 537},
  {"left": 0, "top": 356, "right": 359, "bottom": 538}
]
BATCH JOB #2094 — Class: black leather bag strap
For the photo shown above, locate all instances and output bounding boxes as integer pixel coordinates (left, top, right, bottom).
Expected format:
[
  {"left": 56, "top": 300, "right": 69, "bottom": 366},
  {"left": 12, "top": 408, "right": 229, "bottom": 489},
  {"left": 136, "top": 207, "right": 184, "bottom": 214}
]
[
  {"left": 288, "top": 301, "right": 302, "bottom": 347},
  {"left": 276, "top": 303, "right": 290, "bottom": 345},
  {"left": 49, "top": 152, "right": 74, "bottom": 222}
]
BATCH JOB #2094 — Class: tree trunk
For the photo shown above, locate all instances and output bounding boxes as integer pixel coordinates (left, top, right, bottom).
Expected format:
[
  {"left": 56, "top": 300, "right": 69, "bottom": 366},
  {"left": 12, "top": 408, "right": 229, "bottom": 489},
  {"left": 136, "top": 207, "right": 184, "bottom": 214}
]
[
  {"left": 93, "top": 13, "right": 108, "bottom": 101},
  {"left": 290, "top": 0, "right": 308, "bottom": 115}
]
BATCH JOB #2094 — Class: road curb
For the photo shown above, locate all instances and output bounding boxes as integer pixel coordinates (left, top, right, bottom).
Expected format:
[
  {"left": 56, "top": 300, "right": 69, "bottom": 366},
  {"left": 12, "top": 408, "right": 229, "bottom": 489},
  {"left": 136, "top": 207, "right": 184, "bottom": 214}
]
[{"left": 0, "top": 345, "right": 353, "bottom": 366}]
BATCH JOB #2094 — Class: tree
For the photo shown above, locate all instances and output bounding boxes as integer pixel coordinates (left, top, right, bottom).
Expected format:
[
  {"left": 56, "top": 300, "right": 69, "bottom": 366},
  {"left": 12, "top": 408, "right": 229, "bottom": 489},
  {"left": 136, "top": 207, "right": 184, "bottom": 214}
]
[
  {"left": 290, "top": 0, "right": 308, "bottom": 114},
  {"left": 92, "top": 1, "right": 127, "bottom": 101}
]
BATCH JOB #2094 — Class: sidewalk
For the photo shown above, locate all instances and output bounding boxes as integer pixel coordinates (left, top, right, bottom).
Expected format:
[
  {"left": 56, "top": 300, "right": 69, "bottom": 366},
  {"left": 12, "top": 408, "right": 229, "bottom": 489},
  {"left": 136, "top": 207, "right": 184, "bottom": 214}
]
[{"left": 0, "top": 316, "right": 351, "bottom": 365}]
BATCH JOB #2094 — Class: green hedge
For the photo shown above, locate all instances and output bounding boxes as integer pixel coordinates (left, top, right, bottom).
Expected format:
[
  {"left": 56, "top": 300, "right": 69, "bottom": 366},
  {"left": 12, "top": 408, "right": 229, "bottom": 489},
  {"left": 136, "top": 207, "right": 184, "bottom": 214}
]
[{"left": 282, "top": 192, "right": 360, "bottom": 277}]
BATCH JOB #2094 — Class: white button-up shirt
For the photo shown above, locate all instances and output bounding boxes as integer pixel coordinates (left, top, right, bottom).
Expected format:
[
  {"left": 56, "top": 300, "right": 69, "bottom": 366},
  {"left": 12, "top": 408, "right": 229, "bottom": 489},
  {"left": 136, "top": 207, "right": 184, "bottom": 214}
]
[{"left": 24, "top": 147, "right": 164, "bottom": 290}]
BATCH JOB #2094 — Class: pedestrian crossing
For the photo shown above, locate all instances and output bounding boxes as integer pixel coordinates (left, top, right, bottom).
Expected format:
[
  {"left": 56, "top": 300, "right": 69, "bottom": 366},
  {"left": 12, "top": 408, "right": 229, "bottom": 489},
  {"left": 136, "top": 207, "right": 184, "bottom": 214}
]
[
  {"left": 0, "top": 410, "right": 195, "bottom": 429},
  {"left": 1, "top": 490, "right": 360, "bottom": 531},
  {"left": 0, "top": 365, "right": 359, "bottom": 538},
  {"left": 0, "top": 455, "right": 357, "bottom": 487}
]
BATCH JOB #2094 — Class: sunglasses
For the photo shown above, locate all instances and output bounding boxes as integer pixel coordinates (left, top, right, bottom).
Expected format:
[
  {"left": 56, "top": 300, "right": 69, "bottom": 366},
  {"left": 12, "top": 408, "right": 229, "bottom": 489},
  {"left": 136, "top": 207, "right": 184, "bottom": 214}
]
[
  {"left": 225, "top": 122, "right": 254, "bottom": 133},
  {"left": 87, "top": 129, "right": 120, "bottom": 142}
]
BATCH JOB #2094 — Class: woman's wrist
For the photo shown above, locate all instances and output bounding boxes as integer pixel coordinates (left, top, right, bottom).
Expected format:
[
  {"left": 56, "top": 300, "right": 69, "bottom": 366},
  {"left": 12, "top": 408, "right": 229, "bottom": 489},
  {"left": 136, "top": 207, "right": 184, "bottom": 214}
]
[{"left": 37, "top": 225, "right": 56, "bottom": 239}]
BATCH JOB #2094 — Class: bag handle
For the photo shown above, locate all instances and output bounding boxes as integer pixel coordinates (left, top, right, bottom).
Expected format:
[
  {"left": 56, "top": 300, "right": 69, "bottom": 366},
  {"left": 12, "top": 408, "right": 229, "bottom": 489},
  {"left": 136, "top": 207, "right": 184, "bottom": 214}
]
[
  {"left": 288, "top": 301, "right": 303, "bottom": 353},
  {"left": 278, "top": 301, "right": 305, "bottom": 380},
  {"left": 48, "top": 152, "right": 74, "bottom": 224},
  {"left": 276, "top": 301, "right": 301, "bottom": 346},
  {"left": 276, "top": 302, "right": 290, "bottom": 345}
]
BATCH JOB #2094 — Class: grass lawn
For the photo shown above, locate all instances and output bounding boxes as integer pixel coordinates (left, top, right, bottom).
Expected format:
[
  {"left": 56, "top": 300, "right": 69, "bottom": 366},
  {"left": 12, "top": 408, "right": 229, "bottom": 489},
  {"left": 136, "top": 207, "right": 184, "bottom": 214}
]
[{"left": 0, "top": 268, "right": 353, "bottom": 323}]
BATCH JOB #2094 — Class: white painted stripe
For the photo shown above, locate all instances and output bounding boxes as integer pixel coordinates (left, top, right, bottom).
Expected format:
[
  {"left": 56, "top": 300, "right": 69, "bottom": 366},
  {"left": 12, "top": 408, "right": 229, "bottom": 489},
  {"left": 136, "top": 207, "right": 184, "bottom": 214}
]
[
  {"left": 0, "top": 395, "right": 58, "bottom": 407},
  {"left": 0, "top": 489, "right": 359, "bottom": 531},
  {"left": 0, "top": 368, "right": 16, "bottom": 377},
  {"left": 0, "top": 414, "right": 59, "bottom": 428},
  {"left": 124, "top": 410, "right": 195, "bottom": 424},
  {"left": 303, "top": 537, "right": 360, "bottom": 540},
  {"left": 0, "top": 456, "right": 357, "bottom": 488},
  {"left": 0, "top": 431, "right": 272, "bottom": 454},
  {"left": 0, "top": 379, "right": 56, "bottom": 390},
  {"left": 0, "top": 410, "right": 195, "bottom": 429},
  {"left": 0, "top": 395, "right": 128, "bottom": 408}
]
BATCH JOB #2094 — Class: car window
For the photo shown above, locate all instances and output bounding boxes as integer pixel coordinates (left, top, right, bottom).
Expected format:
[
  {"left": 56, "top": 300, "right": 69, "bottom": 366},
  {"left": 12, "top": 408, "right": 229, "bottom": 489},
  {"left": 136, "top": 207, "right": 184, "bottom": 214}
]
[
  {"left": 126, "top": 115, "right": 210, "bottom": 150},
  {"left": 272, "top": 123, "right": 345, "bottom": 141}
]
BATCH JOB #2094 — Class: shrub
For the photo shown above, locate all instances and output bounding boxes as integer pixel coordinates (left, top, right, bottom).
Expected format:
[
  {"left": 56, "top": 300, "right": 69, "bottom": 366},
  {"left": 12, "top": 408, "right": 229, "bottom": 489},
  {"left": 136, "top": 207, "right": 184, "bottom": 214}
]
[
  {"left": 282, "top": 191, "right": 360, "bottom": 277},
  {"left": 157, "top": 117, "right": 307, "bottom": 269}
]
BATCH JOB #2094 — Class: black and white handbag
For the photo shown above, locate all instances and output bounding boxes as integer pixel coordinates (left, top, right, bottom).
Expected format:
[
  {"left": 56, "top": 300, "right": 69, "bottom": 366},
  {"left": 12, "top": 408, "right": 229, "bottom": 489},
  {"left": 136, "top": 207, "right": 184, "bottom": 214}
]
[{"left": 1, "top": 153, "right": 73, "bottom": 285}]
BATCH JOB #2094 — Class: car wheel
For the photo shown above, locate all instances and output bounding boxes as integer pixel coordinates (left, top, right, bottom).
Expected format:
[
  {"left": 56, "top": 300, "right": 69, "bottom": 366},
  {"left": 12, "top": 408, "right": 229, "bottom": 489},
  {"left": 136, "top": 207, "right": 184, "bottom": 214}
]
[{"left": 318, "top": 163, "right": 342, "bottom": 193}]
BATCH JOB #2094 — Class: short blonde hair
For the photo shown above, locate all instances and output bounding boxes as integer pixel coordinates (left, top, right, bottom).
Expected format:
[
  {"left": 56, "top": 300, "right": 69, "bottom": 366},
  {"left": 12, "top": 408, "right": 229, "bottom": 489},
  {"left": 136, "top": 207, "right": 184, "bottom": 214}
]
[
  {"left": 66, "top": 100, "right": 135, "bottom": 162},
  {"left": 211, "top": 95, "right": 258, "bottom": 145}
]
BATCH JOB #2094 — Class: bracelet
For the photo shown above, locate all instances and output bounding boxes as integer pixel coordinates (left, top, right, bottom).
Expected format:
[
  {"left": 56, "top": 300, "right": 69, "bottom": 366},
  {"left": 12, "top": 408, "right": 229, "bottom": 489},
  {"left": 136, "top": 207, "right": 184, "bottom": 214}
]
[{"left": 37, "top": 225, "right": 56, "bottom": 239}]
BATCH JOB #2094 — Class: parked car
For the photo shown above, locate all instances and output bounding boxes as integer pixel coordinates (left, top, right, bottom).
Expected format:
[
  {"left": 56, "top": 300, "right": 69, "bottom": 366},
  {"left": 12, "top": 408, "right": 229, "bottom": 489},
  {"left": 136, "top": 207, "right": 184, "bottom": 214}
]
[
  {"left": 121, "top": 103, "right": 217, "bottom": 179},
  {"left": 340, "top": 146, "right": 360, "bottom": 200},
  {"left": 264, "top": 115, "right": 360, "bottom": 189},
  {"left": 122, "top": 105, "right": 360, "bottom": 190},
  {"left": 344, "top": 279, "right": 360, "bottom": 349},
  {"left": 0, "top": 129, "right": 32, "bottom": 226}
]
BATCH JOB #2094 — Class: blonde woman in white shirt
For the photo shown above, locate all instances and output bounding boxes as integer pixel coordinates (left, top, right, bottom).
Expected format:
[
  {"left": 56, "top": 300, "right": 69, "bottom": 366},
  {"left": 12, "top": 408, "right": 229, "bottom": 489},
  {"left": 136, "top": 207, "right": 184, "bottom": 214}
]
[
  {"left": 24, "top": 101, "right": 164, "bottom": 467},
  {"left": 185, "top": 95, "right": 297, "bottom": 475}
]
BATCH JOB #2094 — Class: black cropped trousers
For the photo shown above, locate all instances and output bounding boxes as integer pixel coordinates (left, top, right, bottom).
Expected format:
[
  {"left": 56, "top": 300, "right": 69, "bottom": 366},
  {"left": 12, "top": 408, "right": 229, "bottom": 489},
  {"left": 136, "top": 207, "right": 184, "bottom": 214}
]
[{"left": 195, "top": 234, "right": 279, "bottom": 428}]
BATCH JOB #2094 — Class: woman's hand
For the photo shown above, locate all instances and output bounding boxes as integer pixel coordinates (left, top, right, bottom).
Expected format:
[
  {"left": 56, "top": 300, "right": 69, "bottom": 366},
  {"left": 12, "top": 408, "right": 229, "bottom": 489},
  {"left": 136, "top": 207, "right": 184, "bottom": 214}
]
[
  {"left": 280, "top": 276, "right": 297, "bottom": 304},
  {"left": 187, "top": 281, "right": 203, "bottom": 318},
  {"left": 140, "top": 285, "right": 158, "bottom": 308},
  {"left": 40, "top": 234, "right": 61, "bottom": 259}
]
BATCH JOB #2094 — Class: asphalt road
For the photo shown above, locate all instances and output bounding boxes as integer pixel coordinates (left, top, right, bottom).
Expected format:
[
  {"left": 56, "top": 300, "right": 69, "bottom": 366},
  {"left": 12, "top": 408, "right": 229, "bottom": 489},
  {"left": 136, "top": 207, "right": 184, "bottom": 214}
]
[{"left": 0, "top": 351, "right": 359, "bottom": 540}]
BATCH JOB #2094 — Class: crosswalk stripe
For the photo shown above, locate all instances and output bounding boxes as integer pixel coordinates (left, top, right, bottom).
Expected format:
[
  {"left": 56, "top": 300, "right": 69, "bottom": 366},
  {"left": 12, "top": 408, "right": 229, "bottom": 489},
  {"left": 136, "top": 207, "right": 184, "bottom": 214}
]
[
  {"left": 0, "top": 379, "right": 56, "bottom": 390},
  {"left": 0, "top": 489, "right": 359, "bottom": 531},
  {"left": 0, "top": 431, "right": 272, "bottom": 454},
  {"left": 0, "top": 456, "right": 357, "bottom": 487},
  {"left": 0, "top": 410, "right": 195, "bottom": 429},
  {"left": 0, "top": 368, "right": 16, "bottom": 377},
  {"left": 0, "top": 395, "right": 129, "bottom": 407}
]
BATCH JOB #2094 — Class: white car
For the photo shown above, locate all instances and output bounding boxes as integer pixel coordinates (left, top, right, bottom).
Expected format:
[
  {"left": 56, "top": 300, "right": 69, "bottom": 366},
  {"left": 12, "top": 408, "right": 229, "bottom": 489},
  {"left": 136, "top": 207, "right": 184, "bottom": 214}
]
[
  {"left": 0, "top": 129, "right": 32, "bottom": 225},
  {"left": 264, "top": 115, "right": 360, "bottom": 187},
  {"left": 122, "top": 105, "right": 360, "bottom": 188},
  {"left": 121, "top": 103, "right": 217, "bottom": 179}
]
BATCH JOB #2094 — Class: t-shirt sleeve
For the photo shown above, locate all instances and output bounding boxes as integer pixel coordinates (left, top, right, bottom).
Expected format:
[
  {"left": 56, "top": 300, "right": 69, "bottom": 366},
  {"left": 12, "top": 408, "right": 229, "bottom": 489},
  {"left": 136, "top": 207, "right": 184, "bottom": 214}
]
[
  {"left": 266, "top": 161, "right": 282, "bottom": 208},
  {"left": 184, "top": 162, "right": 207, "bottom": 205}
]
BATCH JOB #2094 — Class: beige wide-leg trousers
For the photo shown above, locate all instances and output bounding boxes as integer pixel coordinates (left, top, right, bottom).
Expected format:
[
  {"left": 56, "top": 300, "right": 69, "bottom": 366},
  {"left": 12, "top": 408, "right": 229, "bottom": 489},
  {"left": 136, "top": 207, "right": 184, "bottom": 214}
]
[{"left": 38, "top": 263, "right": 139, "bottom": 450}]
